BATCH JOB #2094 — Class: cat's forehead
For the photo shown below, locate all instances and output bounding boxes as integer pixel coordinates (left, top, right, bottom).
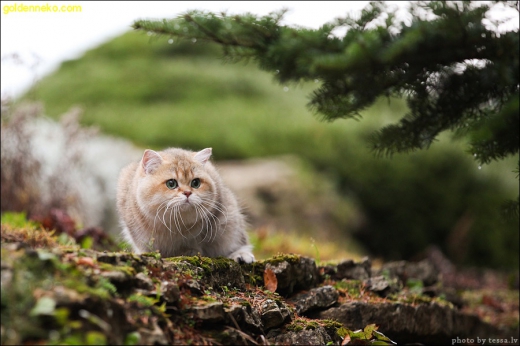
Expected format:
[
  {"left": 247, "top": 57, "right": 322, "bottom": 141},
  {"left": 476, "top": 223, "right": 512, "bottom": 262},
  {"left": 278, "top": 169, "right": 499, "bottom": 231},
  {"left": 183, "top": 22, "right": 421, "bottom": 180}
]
[
  {"left": 168, "top": 158, "right": 195, "bottom": 177},
  {"left": 160, "top": 149, "right": 205, "bottom": 178}
]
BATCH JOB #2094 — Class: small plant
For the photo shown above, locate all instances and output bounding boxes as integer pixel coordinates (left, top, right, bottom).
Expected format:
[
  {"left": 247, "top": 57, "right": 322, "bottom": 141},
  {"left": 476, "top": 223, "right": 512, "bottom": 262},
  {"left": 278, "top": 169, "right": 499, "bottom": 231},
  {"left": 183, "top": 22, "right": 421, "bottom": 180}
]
[{"left": 310, "top": 237, "right": 321, "bottom": 266}]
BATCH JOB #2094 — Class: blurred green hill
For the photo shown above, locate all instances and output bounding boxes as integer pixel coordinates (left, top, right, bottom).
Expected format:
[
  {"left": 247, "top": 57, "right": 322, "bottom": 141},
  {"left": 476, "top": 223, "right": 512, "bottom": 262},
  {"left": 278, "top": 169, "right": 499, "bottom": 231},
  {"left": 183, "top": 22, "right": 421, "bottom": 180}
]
[{"left": 22, "top": 31, "right": 518, "bottom": 269}]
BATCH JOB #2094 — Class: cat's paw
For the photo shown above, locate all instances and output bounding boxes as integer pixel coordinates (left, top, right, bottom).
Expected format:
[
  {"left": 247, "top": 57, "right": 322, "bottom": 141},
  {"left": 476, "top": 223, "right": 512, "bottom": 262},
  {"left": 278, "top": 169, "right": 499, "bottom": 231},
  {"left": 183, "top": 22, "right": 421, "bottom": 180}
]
[{"left": 229, "top": 246, "right": 255, "bottom": 264}]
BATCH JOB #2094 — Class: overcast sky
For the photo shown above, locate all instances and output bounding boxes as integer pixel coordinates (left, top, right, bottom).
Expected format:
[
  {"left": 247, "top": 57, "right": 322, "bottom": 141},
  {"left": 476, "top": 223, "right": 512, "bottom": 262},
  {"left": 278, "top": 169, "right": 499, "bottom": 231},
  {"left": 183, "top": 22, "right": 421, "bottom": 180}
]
[{"left": 1, "top": 1, "right": 517, "bottom": 98}]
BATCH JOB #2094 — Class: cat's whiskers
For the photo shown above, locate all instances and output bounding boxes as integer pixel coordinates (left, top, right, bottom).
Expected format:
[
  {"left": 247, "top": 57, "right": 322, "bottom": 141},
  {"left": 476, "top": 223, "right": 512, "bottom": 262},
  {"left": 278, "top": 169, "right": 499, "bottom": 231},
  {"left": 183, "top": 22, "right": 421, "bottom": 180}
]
[
  {"left": 172, "top": 206, "right": 187, "bottom": 240},
  {"left": 155, "top": 201, "right": 173, "bottom": 243},
  {"left": 198, "top": 203, "right": 222, "bottom": 243},
  {"left": 195, "top": 201, "right": 217, "bottom": 243},
  {"left": 200, "top": 196, "right": 228, "bottom": 218},
  {"left": 200, "top": 197, "right": 228, "bottom": 230},
  {"left": 174, "top": 198, "right": 199, "bottom": 234},
  {"left": 160, "top": 201, "right": 174, "bottom": 235},
  {"left": 153, "top": 200, "right": 169, "bottom": 233},
  {"left": 195, "top": 205, "right": 210, "bottom": 242}
]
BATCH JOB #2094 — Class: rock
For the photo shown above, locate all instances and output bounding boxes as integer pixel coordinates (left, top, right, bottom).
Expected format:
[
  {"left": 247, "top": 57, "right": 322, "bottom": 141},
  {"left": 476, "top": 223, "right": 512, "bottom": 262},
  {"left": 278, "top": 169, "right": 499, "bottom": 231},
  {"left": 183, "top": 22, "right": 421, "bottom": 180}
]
[
  {"left": 100, "top": 270, "right": 127, "bottom": 283},
  {"left": 205, "top": 260, "right": 246, "bottom": 291},
  {"left": 52, "top": 285, "right": 87, "bottom": 305},
  {"left": 335, "top": 257, "right": 372, "bottom": 280},
  {"left": 257, "top": 255, "right": 320, "bottom": 296},
  {"left": 138, "top": 320, "right": 169, "bottom": 345},
  {"left": 315, "top": 301, "right": 512, "bottom": 345},
  {"left": 191, "top": 302, "right": 226, "bottom": 323},
  {"left": 2, "top": 237, "right": 517, "bottom": 346},
  {"left": 134, "top": 272, "right": 154, "bottom": 290},
  {"left": 268, "top": 326, "right": 337, "bottom": 346},
  {"left": 215, "top": 327, "right": 259, "bottom": 345},
  {"left": 288, "top": 285, "right": 339, "bottom": 315},
  {"left": 165, "top": 257, "right": 246, "bottom": 290},
  {"left": 260, "top": 299, "right": 292, "bottom": 330},
  {"left": 160, "top": 281, "right": 180, "bottom": 303},
  {"left": 184, "top": 279, "right": 203, "bottom": 295},
  {"left": 226, "top": 303, "right": 263, "bottom": 334},
  {"left": 364, "top": 275, "right": 401, "bottom": 296},
  {"left": 377, "top": 259, "right": 439, "bottom": 287}
]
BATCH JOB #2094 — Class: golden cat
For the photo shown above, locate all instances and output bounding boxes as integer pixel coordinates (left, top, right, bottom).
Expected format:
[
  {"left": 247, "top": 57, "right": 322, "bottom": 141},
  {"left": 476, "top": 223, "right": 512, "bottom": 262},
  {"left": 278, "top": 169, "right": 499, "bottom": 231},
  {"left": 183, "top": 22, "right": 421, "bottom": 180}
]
[{"left": 116, "top": 147, "right": 255, "bottom": 263}]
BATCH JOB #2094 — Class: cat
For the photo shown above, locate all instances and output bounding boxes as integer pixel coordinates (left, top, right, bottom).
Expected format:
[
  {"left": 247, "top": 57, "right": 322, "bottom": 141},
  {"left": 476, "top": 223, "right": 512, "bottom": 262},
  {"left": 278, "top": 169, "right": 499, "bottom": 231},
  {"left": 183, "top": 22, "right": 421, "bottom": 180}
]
[{"left": 116, "top": 147, "right": 255, "bottom": 263}]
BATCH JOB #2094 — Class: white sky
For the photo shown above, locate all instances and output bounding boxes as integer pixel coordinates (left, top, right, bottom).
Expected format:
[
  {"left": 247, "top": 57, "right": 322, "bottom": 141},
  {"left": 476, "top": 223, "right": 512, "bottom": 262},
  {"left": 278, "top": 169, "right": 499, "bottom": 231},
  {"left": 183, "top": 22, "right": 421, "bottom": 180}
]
[{"left": 1, "top": 1, "right": 518, "bottom": 98}]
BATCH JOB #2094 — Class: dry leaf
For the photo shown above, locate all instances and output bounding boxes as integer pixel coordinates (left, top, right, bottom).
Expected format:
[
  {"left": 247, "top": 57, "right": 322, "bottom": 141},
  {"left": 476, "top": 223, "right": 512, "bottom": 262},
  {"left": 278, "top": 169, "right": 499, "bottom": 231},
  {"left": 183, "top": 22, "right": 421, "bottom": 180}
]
[
  {"left": 264, "top": 267, "right": 278, "bottom": 293},
  {"left": 77, "top": 257, "right": 95, "bottom": 267},
  {"left": 341, "top": 334, "right": 351, "bottom": 345}
]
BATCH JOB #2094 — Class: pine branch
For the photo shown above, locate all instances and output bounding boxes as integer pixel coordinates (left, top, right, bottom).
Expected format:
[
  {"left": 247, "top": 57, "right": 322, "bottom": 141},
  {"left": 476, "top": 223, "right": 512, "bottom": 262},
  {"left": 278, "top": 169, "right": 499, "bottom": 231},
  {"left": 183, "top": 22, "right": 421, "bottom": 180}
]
[{"left": 133, "top": 1, "right": 519, "bottom": 169}]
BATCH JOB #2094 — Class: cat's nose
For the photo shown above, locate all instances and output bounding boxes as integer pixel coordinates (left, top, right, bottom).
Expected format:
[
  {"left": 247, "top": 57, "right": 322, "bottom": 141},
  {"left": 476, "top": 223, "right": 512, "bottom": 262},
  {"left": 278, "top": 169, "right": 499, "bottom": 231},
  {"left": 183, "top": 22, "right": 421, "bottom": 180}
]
[{"left": 183, "top": 191, "right": 192, "bottom": 198}]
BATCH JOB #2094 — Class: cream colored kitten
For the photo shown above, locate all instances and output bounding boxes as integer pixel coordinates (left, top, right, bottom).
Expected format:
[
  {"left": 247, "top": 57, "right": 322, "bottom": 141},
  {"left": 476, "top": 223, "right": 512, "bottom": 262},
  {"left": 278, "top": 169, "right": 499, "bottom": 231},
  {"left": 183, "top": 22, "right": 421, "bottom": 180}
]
[{"left": 116, "top": 147, "right": 255, "bottom": 263}]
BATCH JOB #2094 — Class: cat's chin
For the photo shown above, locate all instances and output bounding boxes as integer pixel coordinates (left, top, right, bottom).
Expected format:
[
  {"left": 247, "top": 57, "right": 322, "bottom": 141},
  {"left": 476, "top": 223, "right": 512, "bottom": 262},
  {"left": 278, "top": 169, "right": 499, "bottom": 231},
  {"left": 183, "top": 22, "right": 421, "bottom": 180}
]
[{"left": 178, "top": 202, "right": 195, "bottom": 210}]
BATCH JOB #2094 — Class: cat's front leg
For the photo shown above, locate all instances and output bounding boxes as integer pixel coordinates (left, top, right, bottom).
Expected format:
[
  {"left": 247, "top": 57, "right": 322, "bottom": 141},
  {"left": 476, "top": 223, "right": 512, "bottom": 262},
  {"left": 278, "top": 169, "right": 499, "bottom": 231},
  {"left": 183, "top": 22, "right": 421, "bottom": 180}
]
[{"left": 228, "top": 245, "right": 255, "bottom": 264}]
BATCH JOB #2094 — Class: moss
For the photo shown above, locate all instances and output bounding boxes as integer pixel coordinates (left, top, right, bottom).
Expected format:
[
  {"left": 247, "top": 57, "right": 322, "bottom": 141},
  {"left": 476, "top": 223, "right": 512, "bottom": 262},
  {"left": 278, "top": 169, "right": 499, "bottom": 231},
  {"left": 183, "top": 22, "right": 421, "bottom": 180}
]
[
  {"left": 166, "top": 256, "right": 235, "bottom": 276},
  {"left": 1, "top": 250, "right": 50, "bottom": 344},
  {"left": 334, "top": 279, "right": 363, "bottom": 298},
  {"left": 127, "top": 293, "right": 158, "bottom": 307},
  {"left": 240, "top": 254, "right": 303, "bottom": 287},
  {"left": 1, "top": 222, "right": 61, "bottom": 249},
  {"left": 239, "top": 300, "right": 251, "bottom": 307},
  {"left": 141, "top": 251, "right": 162, "bottom": 260},
  {"left": 286, "top": 317, "right": 321, "bottom": 332},
  {"left": 320, "top": 319, "right": 346, "bottom": 338},
  {"left": 98, "top": 262, "right": 136, "bottom": 276},
  {"left": 262, "top": 254, "right": 301, "bottom": 266}
]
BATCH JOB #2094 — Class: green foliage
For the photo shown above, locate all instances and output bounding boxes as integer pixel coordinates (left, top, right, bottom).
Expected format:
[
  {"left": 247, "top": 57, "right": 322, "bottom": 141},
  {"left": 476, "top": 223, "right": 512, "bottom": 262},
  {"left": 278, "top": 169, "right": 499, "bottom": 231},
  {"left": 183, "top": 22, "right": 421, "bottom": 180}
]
[
  {"left": 343, "top": 324, "right": 397, "bottom": 345},
  {"left": 124, "top": 332, "right": 141, "bottom": 346},
  {"left": 29, "top": 296, "right": 56, "bottom": 316},
  {"left": 1, "top": 212, "right": 39, "bottom": 229},
  {"left": 127, "top": 293, "right": 158, "bottom": 307},
  {"left": 134, "top": 0, "right": 519, "bottom": 215}
]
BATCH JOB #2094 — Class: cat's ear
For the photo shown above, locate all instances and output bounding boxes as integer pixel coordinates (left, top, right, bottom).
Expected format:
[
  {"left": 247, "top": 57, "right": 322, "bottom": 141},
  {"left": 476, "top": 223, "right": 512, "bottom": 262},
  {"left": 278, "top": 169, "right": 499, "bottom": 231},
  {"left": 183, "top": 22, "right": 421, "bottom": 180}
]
[
  {"left": 142, "top": 149, "right": 163, "bottom": 174},
  {"left": 194, "top": 148, "right": 212, "bottom": 165}
]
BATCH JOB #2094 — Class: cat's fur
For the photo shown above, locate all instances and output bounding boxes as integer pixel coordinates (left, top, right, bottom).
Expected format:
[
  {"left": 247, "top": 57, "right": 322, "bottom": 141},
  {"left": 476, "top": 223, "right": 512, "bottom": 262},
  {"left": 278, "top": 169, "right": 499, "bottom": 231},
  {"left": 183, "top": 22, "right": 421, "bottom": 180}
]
[{"left": 116, "top": 147, "right": 255, "bottom": 263}]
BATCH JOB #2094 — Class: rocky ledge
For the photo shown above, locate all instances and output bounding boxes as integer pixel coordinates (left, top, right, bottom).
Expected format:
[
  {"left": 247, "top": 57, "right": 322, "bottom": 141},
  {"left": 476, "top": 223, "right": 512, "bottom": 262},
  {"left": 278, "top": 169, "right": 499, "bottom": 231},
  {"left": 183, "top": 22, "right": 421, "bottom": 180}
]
[{"left": 1, "top": 237, "right": 518, "bottom": 345}]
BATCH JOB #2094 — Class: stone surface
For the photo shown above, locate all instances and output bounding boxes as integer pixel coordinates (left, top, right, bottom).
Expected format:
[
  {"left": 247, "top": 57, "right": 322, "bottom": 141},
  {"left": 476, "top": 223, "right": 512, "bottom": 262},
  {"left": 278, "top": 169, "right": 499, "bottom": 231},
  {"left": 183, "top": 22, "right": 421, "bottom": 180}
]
[
  {"left": 315, "top": 301, "right": 514, "bottom": 345},
  {"left": 260, "top": 299, "right": 292, "bottom": 330},
  {"left": 268, "top": 326, "right": 336, "bottom": 346},
  {"left": 288, "top": 285, "right": 339, "bottom": 315},
  {"left": 364, "top": 275, "right": 401, "bottom": 296},
  {"left": 191, "top": 302, "right": 226, "bottom": 323},
  {"left": 2, "top": 239, "right": 516, "bottom": 346},
  {"left": 226, "top": 303, "right": 263, "bottom": 334},
  {"left": 160, "top": 281, "right": 180, "bottom": 303},
  {"left": 134, "top": 272, "right": 154, "bottom": 290},
  {"left": 335, "top": 257, "right": 372, "bottom": 281},
  {"left": 262, "top": 256, "right": 320, "bottom": 296},
  {"left": 376, "top": 259, "right": 439, "bottom": 287}
]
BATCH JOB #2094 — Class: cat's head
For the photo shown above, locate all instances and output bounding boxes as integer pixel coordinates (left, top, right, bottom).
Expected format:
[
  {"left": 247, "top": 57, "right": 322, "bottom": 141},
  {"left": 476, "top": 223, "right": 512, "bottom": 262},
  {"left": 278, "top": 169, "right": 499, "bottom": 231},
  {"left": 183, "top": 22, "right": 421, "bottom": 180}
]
[{"left": 135, "top": 147, "right": 217, "bottom": 215}]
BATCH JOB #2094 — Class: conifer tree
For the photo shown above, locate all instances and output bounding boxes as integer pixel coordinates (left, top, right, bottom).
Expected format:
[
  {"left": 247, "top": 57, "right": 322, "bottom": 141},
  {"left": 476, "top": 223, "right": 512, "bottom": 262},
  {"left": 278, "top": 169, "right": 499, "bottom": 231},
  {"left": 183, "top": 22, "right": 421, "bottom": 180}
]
[{"left": 134, "top": 1, "right": 519, "bottom": 214}]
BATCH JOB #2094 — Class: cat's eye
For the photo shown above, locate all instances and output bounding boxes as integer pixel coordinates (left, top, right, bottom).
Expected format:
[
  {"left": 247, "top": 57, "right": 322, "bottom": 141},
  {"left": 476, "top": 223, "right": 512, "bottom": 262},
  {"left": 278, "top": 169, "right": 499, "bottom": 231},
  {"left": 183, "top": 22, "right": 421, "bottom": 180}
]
[
  {"left": 165, "top": 179, "right": 178, "bottom": 189},
  {"left": 191, "top": 178, "right": 201, "bottom": 189}
]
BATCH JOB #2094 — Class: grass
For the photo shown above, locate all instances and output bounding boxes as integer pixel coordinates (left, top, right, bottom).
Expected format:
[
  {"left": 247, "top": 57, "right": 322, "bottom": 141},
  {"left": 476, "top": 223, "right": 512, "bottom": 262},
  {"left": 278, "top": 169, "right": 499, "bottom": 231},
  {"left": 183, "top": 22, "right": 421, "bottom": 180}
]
[
  {"left": 250, "top": 227, "right": 365, "bottom": 263},
  {"left": 24, "top": 31, "right": 403, "bottom": 157}
]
